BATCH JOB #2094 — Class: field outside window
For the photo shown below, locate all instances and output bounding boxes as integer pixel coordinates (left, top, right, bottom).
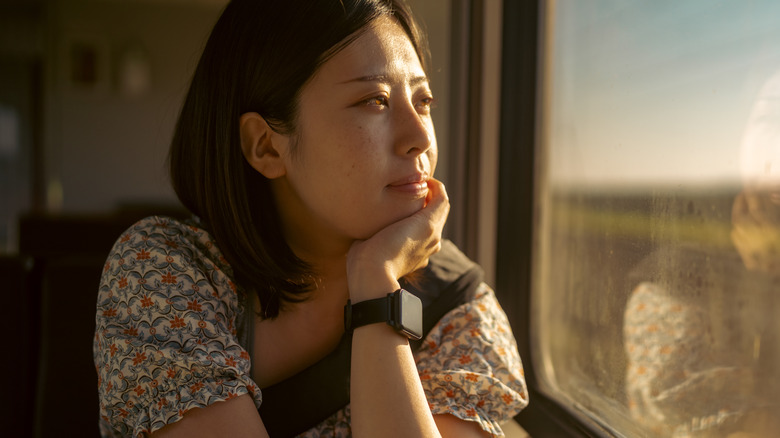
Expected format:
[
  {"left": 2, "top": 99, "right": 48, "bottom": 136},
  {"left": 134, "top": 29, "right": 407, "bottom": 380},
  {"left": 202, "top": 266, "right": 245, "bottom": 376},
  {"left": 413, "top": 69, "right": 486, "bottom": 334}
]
[{"left": 534, "top": 1, "right": 780, "bottom": 437}]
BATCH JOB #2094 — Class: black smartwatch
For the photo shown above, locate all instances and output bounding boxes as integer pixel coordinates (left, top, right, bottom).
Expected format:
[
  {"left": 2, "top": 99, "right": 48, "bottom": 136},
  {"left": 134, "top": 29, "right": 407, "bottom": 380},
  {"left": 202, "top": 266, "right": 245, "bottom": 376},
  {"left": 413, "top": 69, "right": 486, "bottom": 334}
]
[{"left": 344, "top": 288, "right": 423, "bottom": 340}]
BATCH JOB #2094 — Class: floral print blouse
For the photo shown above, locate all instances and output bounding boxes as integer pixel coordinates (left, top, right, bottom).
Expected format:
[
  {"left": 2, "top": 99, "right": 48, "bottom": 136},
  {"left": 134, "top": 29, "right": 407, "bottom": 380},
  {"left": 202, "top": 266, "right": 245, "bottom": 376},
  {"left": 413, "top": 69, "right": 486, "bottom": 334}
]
[{"left": 94, "top": 216, "right": 528, "bottom": 437}]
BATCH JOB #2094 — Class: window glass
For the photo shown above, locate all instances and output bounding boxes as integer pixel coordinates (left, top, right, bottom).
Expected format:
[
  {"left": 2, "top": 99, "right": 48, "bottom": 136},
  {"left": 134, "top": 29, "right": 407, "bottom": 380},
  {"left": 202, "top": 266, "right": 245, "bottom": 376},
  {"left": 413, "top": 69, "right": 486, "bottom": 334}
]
[{"left": 534, "top": 1, "right": 780, "bottom": 436}]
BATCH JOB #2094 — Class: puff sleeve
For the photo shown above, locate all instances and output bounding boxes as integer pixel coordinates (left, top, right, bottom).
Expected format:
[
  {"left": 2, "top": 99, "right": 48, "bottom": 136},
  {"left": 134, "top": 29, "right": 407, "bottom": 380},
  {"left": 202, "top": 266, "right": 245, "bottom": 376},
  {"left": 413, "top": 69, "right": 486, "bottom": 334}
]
[
  {"left": 415, "top": 283, "right": 529, "bottom": 436},
  {"left": 93, "top": 217, "right": 262, "bottom": 437}
]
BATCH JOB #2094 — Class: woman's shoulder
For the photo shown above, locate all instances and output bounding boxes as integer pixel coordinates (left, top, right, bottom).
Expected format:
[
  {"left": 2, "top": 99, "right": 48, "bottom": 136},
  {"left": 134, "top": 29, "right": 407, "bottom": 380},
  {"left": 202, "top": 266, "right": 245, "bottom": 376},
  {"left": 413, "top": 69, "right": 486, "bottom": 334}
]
[
  {"left": 107, "top": 215, "right": 220, "bottom": 259},
  {"left": 98, "top": 214, "right": 241, "bottom": 312},
  {"left": 107, "top": 215, "right": 233, "bottom": 273}
]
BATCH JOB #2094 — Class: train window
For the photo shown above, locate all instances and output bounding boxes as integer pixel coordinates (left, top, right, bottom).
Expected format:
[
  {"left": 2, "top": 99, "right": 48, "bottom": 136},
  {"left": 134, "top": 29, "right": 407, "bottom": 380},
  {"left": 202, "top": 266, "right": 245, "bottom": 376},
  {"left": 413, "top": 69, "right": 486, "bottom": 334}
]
[{"left": 523, "top": 1, "right": 780, "bottom": 436}]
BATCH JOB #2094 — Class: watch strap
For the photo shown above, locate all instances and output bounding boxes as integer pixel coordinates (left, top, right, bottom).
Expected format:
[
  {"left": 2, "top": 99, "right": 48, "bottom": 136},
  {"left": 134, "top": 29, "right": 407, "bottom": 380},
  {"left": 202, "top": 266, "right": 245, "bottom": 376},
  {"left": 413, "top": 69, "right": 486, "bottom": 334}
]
[{"left": 345, "top": 293, "right": 392, "bottom": 332}]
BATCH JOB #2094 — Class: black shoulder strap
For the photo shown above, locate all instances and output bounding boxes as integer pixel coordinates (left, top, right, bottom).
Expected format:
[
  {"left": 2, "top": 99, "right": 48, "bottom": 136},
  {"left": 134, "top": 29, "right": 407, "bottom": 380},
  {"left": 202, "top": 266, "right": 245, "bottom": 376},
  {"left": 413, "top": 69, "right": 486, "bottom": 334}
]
[{"left": 258, "top": 240, "right": 483, "bottom": 437}]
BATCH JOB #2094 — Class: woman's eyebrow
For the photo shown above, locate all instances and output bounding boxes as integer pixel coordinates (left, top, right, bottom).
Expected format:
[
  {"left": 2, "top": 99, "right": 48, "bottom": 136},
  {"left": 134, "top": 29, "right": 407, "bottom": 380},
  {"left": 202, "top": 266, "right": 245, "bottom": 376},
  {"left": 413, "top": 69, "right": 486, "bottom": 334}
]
[{"left": 338, "top": 74, "right": 429, "bottom": 87}]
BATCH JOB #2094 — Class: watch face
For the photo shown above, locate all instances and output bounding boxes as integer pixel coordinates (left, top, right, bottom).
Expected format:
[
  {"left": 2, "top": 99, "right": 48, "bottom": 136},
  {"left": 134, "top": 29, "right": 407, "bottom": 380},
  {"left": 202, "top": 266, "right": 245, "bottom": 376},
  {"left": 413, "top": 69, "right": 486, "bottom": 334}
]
[{"left": 397, "top": 289, "right": 423, "bottom": 340}]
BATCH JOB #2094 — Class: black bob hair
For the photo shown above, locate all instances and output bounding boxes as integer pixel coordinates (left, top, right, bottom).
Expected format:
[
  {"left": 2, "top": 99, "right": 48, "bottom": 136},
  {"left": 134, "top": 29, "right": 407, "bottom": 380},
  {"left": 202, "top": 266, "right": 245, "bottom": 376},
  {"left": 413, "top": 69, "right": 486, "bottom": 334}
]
[{"left": 168, "top": 0, "right": 430, "bottom": 319}]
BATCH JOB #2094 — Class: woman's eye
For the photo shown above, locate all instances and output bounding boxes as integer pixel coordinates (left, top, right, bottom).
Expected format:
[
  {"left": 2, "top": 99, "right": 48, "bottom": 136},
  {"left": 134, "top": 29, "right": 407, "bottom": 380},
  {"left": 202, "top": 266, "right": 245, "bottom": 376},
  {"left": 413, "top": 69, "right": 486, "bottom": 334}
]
[
  {"left": 416, "top": 96, "right": 435, "bottom": 114},
  {"left": 364, "top": 96, "right": 389, "bottom": 107}
]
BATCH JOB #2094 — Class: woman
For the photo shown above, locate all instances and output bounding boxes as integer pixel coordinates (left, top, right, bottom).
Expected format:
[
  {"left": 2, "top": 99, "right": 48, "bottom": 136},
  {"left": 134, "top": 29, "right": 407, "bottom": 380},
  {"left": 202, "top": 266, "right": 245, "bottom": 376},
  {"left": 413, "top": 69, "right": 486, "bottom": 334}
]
[{"left": 93, "top": 0, "right": 528, "bottom": 436}]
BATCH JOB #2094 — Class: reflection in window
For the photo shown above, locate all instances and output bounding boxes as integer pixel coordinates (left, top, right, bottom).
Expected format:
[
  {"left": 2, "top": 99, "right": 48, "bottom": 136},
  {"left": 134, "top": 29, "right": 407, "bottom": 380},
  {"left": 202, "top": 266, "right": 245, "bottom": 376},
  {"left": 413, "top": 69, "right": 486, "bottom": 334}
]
[{"left": 534, "top": 1, "right": 780, "bottom": 437}]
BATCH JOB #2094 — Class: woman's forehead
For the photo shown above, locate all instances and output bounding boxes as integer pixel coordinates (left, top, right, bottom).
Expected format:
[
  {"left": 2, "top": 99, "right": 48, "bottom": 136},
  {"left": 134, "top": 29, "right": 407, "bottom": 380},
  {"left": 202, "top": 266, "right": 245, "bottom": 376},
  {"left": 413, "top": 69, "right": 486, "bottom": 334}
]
[{"left": 313, "top": 16, "right": 426, "bottom": 87}]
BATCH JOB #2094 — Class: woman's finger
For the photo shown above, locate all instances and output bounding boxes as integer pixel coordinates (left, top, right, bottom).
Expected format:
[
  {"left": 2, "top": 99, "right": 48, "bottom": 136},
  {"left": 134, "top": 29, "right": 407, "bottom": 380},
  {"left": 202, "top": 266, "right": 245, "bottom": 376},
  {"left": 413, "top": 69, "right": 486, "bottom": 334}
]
[{"left": 422, "top": 178, "right": 450, "bottom": 226}]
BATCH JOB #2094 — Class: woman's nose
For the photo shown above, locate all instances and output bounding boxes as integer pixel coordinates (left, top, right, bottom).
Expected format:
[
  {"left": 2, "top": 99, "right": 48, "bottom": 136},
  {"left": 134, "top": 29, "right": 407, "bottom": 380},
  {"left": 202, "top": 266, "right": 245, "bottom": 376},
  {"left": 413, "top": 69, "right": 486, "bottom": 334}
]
[{"left": 393, "top": 100, "right": 434, "bottom": 157}]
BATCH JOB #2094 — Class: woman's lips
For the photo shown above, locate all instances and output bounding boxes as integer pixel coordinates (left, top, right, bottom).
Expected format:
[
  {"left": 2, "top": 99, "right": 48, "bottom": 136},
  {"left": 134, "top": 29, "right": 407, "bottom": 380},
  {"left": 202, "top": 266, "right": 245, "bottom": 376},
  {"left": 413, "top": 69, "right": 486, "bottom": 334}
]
[
  {"left": 388, "top": 181, "right": 429, "bottom": 197},
  {"left": 387, "top": 173, "right": 429, "bottom": 198}
]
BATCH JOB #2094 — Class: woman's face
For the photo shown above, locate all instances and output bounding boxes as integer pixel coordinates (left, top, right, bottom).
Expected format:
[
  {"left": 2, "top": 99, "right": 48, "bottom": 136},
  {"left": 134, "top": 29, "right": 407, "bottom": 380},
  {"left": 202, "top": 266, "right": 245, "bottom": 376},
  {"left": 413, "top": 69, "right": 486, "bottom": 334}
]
[{"left": 271, "top": 16, "right": 437, "bottom": 249}]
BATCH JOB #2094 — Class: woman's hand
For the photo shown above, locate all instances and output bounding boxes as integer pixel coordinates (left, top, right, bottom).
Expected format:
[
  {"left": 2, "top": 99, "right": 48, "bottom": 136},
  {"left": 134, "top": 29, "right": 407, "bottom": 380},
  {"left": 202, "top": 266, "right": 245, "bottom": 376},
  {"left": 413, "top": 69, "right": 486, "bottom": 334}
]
[{"left": 346, "top": 178, "right": 449, "bottom": 302}]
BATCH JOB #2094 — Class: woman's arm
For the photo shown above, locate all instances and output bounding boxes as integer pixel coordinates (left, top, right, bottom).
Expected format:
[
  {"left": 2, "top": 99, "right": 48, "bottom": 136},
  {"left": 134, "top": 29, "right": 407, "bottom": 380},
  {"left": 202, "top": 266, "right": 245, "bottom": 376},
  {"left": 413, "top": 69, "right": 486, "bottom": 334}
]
[
  {"left": 434, "top": 414, "right": 493, "bottom": 437},
  {"left": 351, "top": 321, "right": 492, "bottom": 438},
  {"left": 95, "top": 217, "right": 265, "bottom": 436},
  {"left": 347, "top": 179, "right": 488, "bottom": 437},
  {"left": 150, "top": 395, "right": 269, "bottom": 438},
  {"left": 350, "top": 314, "right": 440, "bottom": 437}
]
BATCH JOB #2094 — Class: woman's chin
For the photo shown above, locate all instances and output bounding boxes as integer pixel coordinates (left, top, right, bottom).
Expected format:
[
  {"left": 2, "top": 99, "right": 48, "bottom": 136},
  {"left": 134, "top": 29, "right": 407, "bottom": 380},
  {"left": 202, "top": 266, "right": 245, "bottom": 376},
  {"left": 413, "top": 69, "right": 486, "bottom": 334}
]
[{"left": 353, "top": 200, "right": 426, "bottom": 240}]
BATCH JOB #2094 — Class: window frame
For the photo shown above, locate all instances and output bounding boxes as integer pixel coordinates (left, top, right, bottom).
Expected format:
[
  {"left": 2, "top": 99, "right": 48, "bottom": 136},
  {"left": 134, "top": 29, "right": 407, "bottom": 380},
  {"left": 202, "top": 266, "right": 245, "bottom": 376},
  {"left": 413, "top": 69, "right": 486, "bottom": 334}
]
[{"left": 495, "top": 1, "right": 619, "bottom": 436}]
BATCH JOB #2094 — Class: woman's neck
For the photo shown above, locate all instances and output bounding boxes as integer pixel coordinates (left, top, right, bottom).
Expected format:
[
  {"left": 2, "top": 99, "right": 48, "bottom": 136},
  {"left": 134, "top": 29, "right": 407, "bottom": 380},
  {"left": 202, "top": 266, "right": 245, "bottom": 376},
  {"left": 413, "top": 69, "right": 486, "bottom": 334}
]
[{"left": 271, "top": 179, "right": 357, "bottom": 292}]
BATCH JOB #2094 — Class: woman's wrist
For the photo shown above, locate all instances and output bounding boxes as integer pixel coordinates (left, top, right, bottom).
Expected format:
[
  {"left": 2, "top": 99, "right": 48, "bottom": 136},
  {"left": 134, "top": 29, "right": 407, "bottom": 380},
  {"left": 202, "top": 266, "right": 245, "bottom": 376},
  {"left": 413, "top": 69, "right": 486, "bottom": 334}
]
[{"left": 348, "top": 271, "right": 400, "bottom": 303}]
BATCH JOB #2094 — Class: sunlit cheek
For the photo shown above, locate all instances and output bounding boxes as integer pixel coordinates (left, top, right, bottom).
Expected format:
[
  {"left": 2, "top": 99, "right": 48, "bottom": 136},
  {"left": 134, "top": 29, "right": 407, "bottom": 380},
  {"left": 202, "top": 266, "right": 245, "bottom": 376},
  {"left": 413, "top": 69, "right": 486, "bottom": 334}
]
[
  {"left": 426, "top": 123, "right": 438, "bottom": 174},
  {"left": 427, "top": 144, "right": 439, "bottom": 176},
  {"left": 345, "top": 123, "right": 380, "bottom": 152}
]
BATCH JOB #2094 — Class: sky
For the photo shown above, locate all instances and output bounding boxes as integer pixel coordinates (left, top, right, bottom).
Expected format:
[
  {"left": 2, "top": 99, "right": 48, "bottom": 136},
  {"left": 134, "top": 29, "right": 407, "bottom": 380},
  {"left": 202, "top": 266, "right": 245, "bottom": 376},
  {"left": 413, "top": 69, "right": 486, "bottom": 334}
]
[{"left": 545, "top": 0, "right": 780, "bottom": 189}]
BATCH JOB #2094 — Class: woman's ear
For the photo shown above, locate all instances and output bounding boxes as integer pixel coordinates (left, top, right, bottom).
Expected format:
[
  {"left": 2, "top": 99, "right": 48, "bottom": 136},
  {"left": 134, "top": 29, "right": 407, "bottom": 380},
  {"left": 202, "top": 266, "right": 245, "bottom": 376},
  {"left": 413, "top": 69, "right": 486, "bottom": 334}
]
[{"left": 239, "top": 112, "right": 287, "bottom": 179}]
